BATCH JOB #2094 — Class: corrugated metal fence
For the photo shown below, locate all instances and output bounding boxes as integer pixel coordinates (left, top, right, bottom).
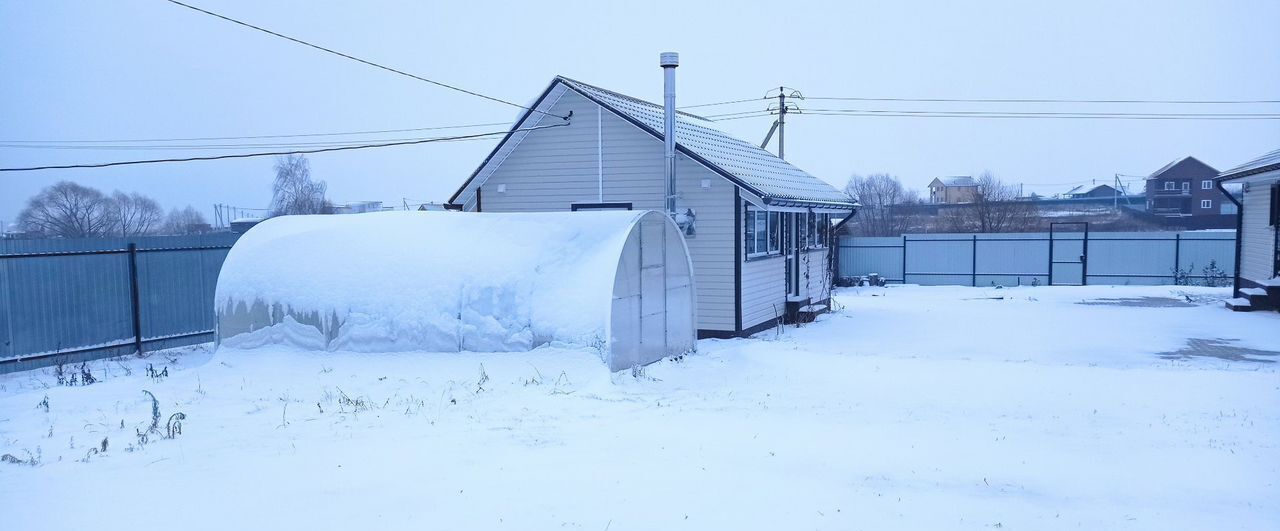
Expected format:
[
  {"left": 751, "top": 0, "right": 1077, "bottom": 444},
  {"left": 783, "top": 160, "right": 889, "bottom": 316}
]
[
  {"left": 838, "top": 230, "right": 1235, "bottom": 287},
  {"left": 0, "top": 233, "right": 239, "bottom": 373}
]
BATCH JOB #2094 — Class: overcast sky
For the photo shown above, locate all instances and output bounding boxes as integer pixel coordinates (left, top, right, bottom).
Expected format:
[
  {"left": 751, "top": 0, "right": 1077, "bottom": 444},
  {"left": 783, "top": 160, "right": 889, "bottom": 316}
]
[{"left": 2, "top": 0, "right": 1278, "bottom": 226}]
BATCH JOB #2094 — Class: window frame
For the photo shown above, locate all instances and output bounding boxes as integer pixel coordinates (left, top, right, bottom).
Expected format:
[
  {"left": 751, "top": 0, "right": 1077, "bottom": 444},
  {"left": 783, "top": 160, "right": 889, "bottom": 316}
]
[
  {"left": 1201, "top": 180, "right": 1213, "bottom": 190},
  {"left": 745, "top": 206, "right": 782, "bottom": 259},
  {"left": 1200, "top": 199, "right": 1212, "bottom": 209},
  {"left": 1181, "top": 181, "right": 1190, "bottom": 192},
  {"left": 1164, "top": 181, "right": 1176, "bottom": 191}
]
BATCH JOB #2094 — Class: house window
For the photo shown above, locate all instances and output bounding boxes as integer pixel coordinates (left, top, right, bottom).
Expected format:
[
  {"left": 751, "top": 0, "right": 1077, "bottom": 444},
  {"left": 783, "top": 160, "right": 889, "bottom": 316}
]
[
  {"left": 767, "top": 212, "right": 780, "bottom": 253},
  {"left": 1202, "top": 180, "right": 1213, "bottom": 190},
  {"left": 1201, "top": 199, "right": 1212, "bottom": 209},
  {"left": 745, "top": 207, "right": 781, "bottom": 258},
  {"left": 1270, "top": 185, "right": 1279, "bottom": 227},
  {"left": 1181, "top": 181, "right": 1190, "bottom": 192},
  {"left": 1164, "top": 181, "right": 1176, "bottom": 191}
]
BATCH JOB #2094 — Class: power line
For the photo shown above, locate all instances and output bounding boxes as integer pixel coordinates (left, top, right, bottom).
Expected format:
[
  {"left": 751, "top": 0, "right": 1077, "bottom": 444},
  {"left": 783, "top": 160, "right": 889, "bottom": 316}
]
[
  {"left": 3, "top": 132, "right": 519, "bottom": 149},
  {"left": 0, "top": 121, "right": 512, "bottom": 144},
  {"left": 0, "top": 124, "right": 567, "bottom": 172},
  {"left": 163, "top": 0, "right": 566, "bottom": 119},
  {"left": 799, "top": 110, "right": 1280, "bottom": 120},
  {"left": 805, "top": 96, "right": 1280, "bottom": 105},
  {"left": 801, "top": 108, "right": 1280, "bottom": 118},
  {"left": 679, "top": 97, "right": 768, "bottom": 109}
]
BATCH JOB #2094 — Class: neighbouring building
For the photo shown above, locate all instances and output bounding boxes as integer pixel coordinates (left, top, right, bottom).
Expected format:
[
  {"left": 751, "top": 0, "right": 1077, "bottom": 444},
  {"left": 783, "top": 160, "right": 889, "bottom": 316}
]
[
  {"left": 927, "top": 176, "right": 978, "bottom": 204},
  {"left": 1218, "top": 148, "right": 1280, "bottom": 312},
  {"left": 1144, "top": 156, "right": 1234, "bottom": 218},
  {"left": 448, "top": 74, "right": 857, "bottom": 338},
  {"left": 1063, "top": 183, "right": 1120, "bottom": 199},
  {"left": 328, "top": 201, "right": 386, "bottom": 214}
]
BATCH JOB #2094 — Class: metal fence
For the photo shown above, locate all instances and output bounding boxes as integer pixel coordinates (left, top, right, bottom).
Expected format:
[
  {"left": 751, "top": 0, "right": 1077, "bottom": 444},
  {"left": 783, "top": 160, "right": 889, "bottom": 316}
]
[
  {"left": 0, "top": 233, "right": 239, "bottom": 373},
  {"left": 837, "top": 229, "right": 1235, "bottom": 287}
]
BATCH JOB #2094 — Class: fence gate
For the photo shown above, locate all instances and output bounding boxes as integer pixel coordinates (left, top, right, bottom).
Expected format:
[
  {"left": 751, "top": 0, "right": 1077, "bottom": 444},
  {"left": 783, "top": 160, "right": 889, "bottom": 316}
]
[{"left": 1049, "top": 222, "right": 1088, "bottom": 286}]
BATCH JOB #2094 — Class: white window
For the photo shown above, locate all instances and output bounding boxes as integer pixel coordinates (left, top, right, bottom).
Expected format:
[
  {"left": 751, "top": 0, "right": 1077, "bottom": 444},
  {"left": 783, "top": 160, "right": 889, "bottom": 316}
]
[
  {"left": 745, "top": 207, "right": 781, "bottom": 258},
  {"left": 1164, "top": 181, "right": 1176, "bottom": 191},
  {"left": 1201, "top": 199, "right": 1212, "bottom": 209},
  {"left": 1182, "top": 181, "right": 1190, "bottom": 192},
  {"left": 1202, "top": 180, "right": 1213, "bottom": 190}
]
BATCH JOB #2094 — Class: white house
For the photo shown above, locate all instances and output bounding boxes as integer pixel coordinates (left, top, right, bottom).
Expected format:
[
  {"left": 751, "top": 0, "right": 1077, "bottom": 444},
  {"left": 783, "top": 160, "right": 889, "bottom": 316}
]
[
  {"left": 448, "top": 75, "right": 857, "bottom": 338},
  {"left": 1218, "top": 148, "right": 1279, "bottom": 312}
]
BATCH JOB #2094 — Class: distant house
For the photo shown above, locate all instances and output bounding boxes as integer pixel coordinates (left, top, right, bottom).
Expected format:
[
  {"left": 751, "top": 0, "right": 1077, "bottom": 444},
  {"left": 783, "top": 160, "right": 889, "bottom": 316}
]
[
  {"left": 928, "top": 176, "right": 978, "bottom": 204},
  {"left": 328, "top": 201, "right": 386, "bottom": 214},
  {"left": 1144, "top": 156, "right": 1232, "bottom": 217},
  {"left": 448, "top": 75, "right": 856, "bottom": 338},
  {"left": 1063, "top": 183, "right": 1119, "bottom": 199},
  {"left": 1218, "top": 148, "right": 1279, "bottom": 312}
]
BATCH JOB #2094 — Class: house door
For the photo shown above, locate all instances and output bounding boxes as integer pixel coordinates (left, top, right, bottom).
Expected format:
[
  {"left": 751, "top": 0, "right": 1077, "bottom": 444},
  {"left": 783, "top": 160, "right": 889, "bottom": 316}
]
[
  {"left": 1049, "top": 222, "right": 1089, "bottom": 286},
  {"left": 783, "top": 213, "right": 800, "bottom": 296}
]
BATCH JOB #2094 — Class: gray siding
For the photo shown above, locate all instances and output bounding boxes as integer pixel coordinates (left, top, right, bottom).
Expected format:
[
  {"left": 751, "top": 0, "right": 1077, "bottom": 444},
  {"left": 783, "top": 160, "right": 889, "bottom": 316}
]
[
  {"left": 466, "top": 90, "right": 736, "bottom": 332},
  {"left": 741, "top": 252, "right": 785, "bottom": 330},
  {"left": 1239, "top": 179, "right": 1277, "bottom": 282},
  {"left": 799, "top": 248, "right": 832, "bottom": 303}
]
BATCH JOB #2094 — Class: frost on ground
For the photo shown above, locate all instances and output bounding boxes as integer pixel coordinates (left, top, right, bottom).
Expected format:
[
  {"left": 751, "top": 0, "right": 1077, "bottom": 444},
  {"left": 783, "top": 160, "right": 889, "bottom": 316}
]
[{"left": 1, "top": 285, "right": 1277, "bottom": 530}]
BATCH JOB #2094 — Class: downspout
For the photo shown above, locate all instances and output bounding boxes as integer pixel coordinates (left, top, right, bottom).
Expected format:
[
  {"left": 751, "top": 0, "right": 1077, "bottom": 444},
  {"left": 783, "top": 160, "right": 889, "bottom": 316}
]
[
  {"left": 661, "top": 52, "right": 679, "bottom": 217},
  {"left": 1216, "top": 178, "right": 1243, "bottom": 297}
]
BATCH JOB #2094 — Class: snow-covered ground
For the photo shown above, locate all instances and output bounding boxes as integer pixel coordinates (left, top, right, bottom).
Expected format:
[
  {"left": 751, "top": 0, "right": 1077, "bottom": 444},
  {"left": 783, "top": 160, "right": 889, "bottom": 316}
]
[{"left": 2, "top": 285, "right": 1277, "bottom": 530}]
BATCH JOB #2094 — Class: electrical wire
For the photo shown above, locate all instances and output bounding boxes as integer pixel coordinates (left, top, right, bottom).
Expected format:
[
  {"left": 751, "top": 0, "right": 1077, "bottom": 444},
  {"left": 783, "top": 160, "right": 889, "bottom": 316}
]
[
  {"left": 163, "top": 0, "right": 567, "bottom": 119},
  {"left": 798, "top": 110, "right": 1280, "bottom": 120},
  {"left": 0, "top": 121, "right": 512, "bottom": 144},
  {"left": 0, "top": 133, "right": 517, "bottom": 151},
  {"left": 0, "top": 123, "right": 567, "bottom": 172},
  {"left": 804, "top": 96, "right": 1280, "bottom": 105},
  {"left": 678, "top": 97, "right": 768, "bottom": 109}
]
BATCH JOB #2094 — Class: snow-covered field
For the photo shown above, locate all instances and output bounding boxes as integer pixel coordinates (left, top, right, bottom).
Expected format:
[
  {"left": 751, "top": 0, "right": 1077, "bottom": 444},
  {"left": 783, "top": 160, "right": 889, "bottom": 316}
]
[{"left": 2, "top": 285, "right": 1277, "bottom": 530}]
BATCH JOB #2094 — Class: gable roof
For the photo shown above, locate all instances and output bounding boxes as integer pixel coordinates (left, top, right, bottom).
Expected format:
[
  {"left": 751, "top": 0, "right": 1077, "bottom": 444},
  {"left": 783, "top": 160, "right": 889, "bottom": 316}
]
[
  {"left": 1146, "top": 156, "right": 1218, "bottom": 180},
  {"left": 1218, "top": 148, "right": 1280, "bottom": 181},
  {"left": 929, "top": 176, "right": 977, "bottom": 187},
  {"left": 1065, "top": 183, "right": 1117, "bottom": 196},
  {"left": 450, "top": 76, "right": 855, "bottom": 210}
]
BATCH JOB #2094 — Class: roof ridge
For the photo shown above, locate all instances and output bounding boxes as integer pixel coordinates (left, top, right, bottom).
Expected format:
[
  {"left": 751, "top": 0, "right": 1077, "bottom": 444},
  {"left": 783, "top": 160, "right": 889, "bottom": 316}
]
[{"left": 556, "top": 75, "right": 713, "bottom": 121}]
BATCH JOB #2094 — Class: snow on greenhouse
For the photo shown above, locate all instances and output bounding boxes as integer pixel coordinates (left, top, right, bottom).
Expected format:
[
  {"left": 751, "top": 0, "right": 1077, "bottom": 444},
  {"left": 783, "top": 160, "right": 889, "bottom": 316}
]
[{"left": 214, "top": 210, "right": 696, "bottom": 370}]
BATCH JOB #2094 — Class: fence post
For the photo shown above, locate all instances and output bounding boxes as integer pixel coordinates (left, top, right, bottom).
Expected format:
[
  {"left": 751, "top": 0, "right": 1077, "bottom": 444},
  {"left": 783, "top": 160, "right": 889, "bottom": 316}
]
[
  {"left": 1173, "top": 233, "right": 1181, "bottom": 283},
  {"left": 901, "top": 235, "right": 907, "bottom": 284},
  {"left": 127, "top": 243, "right": 143, "bottom": 356},
  {"left": 971, "top": 234, "right": 978, "bottom": 286}
]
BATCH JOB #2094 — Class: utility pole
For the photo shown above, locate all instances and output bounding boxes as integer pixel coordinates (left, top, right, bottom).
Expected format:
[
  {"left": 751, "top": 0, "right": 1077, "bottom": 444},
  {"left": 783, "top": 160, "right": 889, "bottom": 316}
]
[{"left": 761, "top": 87, "right": 802, "bottom": 160}]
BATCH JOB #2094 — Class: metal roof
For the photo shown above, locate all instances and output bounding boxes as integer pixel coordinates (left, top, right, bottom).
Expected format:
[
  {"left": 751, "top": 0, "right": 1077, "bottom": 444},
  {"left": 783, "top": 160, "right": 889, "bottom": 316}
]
[
  {"left": 1218, "top": 148, "right": 1280, "bottom": 181},
  {"left": 556, "top": 77, "right": 854, "bottom": 208},
  {"left": 932, "top": 176, "right": 977, "bottom": 187}
]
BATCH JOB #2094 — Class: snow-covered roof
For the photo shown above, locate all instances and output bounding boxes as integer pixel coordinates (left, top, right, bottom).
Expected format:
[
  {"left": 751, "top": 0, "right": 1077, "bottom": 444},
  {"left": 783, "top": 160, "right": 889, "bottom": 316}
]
[
  {"left": 1218, "top": 148, "right": 1280, "bottom": 181},
  {"left": 1064, "top": 184, "right": 1116, "bottom": 196},
  {"left": 1146, "top": 156, "right": 1216, "bottom": 180},
  {"left": 451, "top": 77, "right": 855, "bottom": 210},
  {"left": 932, "top": 176, "right": 977, "bottom": 187}
]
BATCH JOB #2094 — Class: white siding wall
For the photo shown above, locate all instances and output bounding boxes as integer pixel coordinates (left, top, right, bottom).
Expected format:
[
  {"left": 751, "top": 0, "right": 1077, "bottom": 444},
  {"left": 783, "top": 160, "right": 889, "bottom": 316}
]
[
  {"left": 800, "top": 248, "right": 833, "bottom": 303},
  {"left": 740, "top": 238, "right": 785, "bottom": 330},
  {"left": 1239, "top": 179, "right": 1278, "bottom": 283},
  {"left": 468, "top": 90, "right": 736, "bottom": 332}
]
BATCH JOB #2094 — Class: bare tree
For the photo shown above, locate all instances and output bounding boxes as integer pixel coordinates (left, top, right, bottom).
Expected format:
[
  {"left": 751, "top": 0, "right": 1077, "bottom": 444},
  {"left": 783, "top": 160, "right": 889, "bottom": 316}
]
[
  {"left": 843, "top": 173, "right": 921, "bottom": 236},
  {"left": 104, "top": 191, "right": 163, "bottom": 237},
  {"left": 270, "top": 154, "right": 328, "bottom": 216},
  {"left": 961, "top": 171, "right": 1036, "bottom": 233},
  {"left": 17, "top": 181, "right": 113, "bottom": 238},
  {"left": 161, "top": 206, "right": 210, "bottom": 235}
]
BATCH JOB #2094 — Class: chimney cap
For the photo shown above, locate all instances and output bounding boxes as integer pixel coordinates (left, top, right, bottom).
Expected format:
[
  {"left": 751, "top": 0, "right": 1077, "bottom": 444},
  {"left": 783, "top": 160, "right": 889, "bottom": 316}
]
[{"left": 660, "top": 52, "right": 679, "bottom": 67}]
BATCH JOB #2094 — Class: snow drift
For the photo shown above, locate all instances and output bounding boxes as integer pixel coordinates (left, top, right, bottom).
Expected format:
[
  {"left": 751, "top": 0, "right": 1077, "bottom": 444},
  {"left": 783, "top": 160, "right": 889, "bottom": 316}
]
[{"left": 214, "top": 210, "right": 696, "bottom": 370}]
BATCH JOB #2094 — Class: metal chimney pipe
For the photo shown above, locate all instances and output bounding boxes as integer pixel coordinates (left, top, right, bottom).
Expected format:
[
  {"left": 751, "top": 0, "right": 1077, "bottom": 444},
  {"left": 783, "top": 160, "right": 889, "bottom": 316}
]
[{"left": 660, "top": 52, "right": 679, "bottom": 216}]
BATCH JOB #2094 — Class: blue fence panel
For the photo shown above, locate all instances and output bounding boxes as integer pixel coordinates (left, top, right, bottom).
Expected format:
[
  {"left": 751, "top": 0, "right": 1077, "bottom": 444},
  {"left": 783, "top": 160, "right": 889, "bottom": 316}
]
[
  {"left": 839, "top": 230, "right": 1236, "bottom": 288},
  {"left": 0, "top": 233, "right": 239, "bottom": 372}
]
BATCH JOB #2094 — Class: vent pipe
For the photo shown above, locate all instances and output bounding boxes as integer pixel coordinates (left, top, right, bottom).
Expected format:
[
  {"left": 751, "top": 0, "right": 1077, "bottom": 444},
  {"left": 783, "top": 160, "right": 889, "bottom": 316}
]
[{"left": 660, "top": 52, "right": 679, "bottom": 216}]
